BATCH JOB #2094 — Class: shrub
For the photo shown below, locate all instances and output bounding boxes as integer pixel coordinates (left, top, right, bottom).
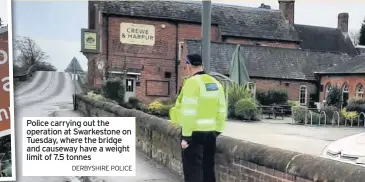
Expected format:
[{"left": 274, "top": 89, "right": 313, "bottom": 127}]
[
  {"left": 102, "top": 77, "right": 125, "bottom": 104},
  {"left": 228, "top": 83, "right": 253, "bottom": 117},
  {"left": 120, "top": 102, "right": 133, "bottom": 109},
  {"left": 293, "top": 107, "right": 326, "bottom": 125},
  {"left": 87, "top": 91, "right": 105, "bottom": 101},
  {"left": 293, "top": 106, "right": 308, "bottom": 124},
  {"left": 159, "top": 104, "right": 174, "bottom": 117},
  {"left": 288, "top": 100, "right": 298, "bottom": 107},
  {"left": 349, "top": 98, "right": 365, "bottom": 105},
  {"left": 91, "top": 88, "right": 103, "bottom": 95},
  {"left": 267, "top": 89, "right": 288, "bottom": 104},
  {"left": 308, "top": 112, "right": 326, "bottom": 125},
  {"left": 148, "top": 101, "right": 163, "bottom": 115},
  {"left": 139, "top": 104, "right": 149, "bottom": 113},
  {"left": 128, "top": 97, "right": 140, "bottom": 109},
  {"left": 158, "top": 98, "right": 176, "bottom": 105},
  {"left": 326, "top": 86, "right": 341, "bottom": 107},
  {"left": 256, "top": 89, "right": 288, "bottom": 105},
  {"left": 341, "top": 108, "right": 358, "bottom": 121},
  {"left": 320, "top": 106, "right": 339, "bottom": 123},
  {"left": 347, "top": 98, "right": 365, "bottom": 116},
  {"left": 256, "top": 90, "right": 267, "bottom": 105},
  {"left": 234, "top": 98, "right": 259, "bottom": 121},
  {"left": 346, "top": 102, "right": 365, "bottom": 114}
]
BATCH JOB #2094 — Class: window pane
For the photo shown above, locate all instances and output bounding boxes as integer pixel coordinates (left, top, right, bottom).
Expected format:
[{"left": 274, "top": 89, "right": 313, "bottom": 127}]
[
  {"left": 125, "top": 79, "right": 134, "bottom": 92},
  {"left": 355, "top": 84, "right": 364, "bottom": 98},
  {"left": 299, "top": 86, "right": 306, "bottom": 104},
  {"left": 343, "top": 84, "right": 349, "bottom": 92}
]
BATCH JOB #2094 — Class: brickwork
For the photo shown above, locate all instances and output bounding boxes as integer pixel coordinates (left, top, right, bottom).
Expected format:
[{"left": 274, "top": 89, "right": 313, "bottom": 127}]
[
  {"left": 75, "top": 94, "right": 365, "bottom": 182},
  {"left": 105, "top": 16, "right": 177, "bottom": 104},
  {"left": 253, "top": 78, "right": 317, "bottom": 104},
  {"left": 319, "top": 75, "right": 365, "bottom": 102},
  {"left": 87, "top": 13, "right": 306, "bottom": 104},
  {"left": 253, "top": 78, "right": 318, "bottom": 100},
  {"left": 179, "top": 49, "right": 315, "bottom": 103}
]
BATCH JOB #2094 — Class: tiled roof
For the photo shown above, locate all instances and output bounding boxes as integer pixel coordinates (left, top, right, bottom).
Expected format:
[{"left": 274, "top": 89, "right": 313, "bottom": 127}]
[
  {"left": 316, "top": 54, "right": 365, "bottom": 74},
  {"left": 294, "top": 24, "right": 358, "bottom": 56},
  {"left": 95, "top": 1, "right": 358, "bottom": 56},
  {"left": 97, "top": 0, "right": 300, "bottom": 42},
  {"left": 186, "top": 40, "right": 351, "bottom": 80}
]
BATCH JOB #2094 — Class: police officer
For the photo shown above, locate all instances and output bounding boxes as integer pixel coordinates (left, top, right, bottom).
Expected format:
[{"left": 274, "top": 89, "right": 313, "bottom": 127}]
[{"left": 170, "top": 54, "right": 227, "bottom": 182}]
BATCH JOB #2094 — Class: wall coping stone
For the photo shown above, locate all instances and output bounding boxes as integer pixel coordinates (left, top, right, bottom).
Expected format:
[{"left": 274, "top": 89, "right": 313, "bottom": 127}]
[{"left": 75, "top": 94, "right": 365, "bottom": 182}]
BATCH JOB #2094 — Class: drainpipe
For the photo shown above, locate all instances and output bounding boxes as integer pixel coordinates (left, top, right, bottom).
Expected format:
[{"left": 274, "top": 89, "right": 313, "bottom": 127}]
[
  {"left": 175, "top": 22, "right": 179, "bottom": 94},
  {"left": 105, "top": 14, "right": 110, "bottom": 80}
]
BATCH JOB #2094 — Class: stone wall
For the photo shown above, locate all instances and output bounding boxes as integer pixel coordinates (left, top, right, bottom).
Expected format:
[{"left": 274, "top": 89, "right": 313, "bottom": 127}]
[{"left": 75, "top": 94, "right": 365, "bottom": 182}]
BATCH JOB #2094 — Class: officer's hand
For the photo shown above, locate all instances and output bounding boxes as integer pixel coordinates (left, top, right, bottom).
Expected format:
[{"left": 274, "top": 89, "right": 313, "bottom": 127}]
[{"left": 181, "top": 140, "right": 189, "bottom": 149}]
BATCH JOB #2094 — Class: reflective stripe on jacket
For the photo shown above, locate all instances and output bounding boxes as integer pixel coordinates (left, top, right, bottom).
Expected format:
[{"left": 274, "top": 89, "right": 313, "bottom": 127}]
[{"left": 169, "top": 73, "right": 227, "bottom": 137}]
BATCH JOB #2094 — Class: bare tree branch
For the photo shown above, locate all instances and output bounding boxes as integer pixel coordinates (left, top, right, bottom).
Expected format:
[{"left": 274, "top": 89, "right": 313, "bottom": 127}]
[
  {"left": 13, "top": 36, "right": 56, "bottom": 72},
  {"left": 349, "top": 29, "right": 360, "bottom": 46},
  {"left": 13, "top": 36, "right": 49, "bottom": 65}
]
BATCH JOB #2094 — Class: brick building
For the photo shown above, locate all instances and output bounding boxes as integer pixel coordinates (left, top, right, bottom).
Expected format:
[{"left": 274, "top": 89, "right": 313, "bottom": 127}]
[
  {"left": 86, "top": 0, "right": 358, "bottom": 104},
  {"left": 185, "top": 40, "right": 351, "bottom": 106},
  {"left": 316, "top": 54, "right": 365, "bottom": 107}
]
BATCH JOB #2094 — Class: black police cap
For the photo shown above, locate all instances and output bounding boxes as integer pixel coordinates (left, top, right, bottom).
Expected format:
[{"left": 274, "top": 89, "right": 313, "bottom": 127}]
[{"left": 186, "top": 54, "right": 202, "bottom": 66}]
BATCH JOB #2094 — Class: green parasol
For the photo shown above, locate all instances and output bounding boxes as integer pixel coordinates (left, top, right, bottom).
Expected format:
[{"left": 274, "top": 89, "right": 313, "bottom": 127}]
[{"left": 229, "top": 45, "right": 250, "bottom": 85}]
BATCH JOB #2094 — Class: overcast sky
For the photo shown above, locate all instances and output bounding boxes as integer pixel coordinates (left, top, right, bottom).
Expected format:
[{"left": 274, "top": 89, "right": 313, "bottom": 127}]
[
  {"left": 12, "top": 0, "right": 365, "bottom": 71},
  {"left": 0, "top": 0, "right": 9, "bottom": 25}
]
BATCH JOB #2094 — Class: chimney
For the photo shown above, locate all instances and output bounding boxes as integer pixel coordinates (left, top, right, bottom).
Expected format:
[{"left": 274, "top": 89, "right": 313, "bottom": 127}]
[
  {"left": 278, "top": 0, "right": 295, "bottom": 25},
  {"left": 259, "top": 3, "right": 271, "bottom": 9},
  {"left": 338, "top": 12, "right": 349, "bottom": 33}
]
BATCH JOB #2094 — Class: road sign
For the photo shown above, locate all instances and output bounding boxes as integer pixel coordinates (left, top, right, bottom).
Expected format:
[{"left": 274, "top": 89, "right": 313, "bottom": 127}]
[{"left": 71, "top": 74, "right": 78, "bottom": 81}]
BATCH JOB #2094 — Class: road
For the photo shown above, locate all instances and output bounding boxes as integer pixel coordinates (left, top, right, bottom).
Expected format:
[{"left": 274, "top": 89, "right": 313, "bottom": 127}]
[
  {"left": 14, "top": 71, "right": 180, "bottom": 182},
  {"left": 224, "top": 118, "right": 364, "bottom": 155}
]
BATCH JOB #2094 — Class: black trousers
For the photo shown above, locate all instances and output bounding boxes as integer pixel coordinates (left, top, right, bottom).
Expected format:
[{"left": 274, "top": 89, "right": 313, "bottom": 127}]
[{"left": 181, "top": 131, "right": 218, "bottom": 182}]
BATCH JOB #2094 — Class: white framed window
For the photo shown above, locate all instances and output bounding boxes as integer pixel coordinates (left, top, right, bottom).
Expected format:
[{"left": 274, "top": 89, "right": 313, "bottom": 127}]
[
  {"left": 178, "top": 41, "right": 184, "bottom": 61},
  {"left": 342, "top": 83, "right": 349, "bottom": 108},
  {"left": 324, "top": 83, "right": 331, "bottom": 101},
  {"left": 125, "top": 78, "right": 135, "bottom": 92},
  {"left": 356, "top": 84, "right": 364, "bottom": 98},
  {"left": 299, "top": 85, "right": 307, "bottom": 105},
  {"left": 342, "top": 83, "right": 349, "bottom": 93}
]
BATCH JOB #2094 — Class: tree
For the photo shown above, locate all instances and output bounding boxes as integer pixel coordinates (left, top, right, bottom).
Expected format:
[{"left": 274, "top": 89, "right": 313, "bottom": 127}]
[
  {"left": 33, "top": 62, "right": 57, "bottom": 71},
  {"left": 13, "top": 36, "right": 57, "bottom": 72},
  {"left": 326, "top": 86, "right": 342, "bottom": 108},
  {"left": 359, "top": 18, "right": 365, "bottom": 45},
  {"left": 14, "top": 36, "right": 49, "bottom": 65},
  {"left": 349, "top": 30, "right": 360, "bottom": 46}
]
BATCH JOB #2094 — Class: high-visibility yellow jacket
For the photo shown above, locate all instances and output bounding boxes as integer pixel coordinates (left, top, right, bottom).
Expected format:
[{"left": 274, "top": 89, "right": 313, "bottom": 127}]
[{"left": 169, "top": 72, "right": 227, "bottom": 137}]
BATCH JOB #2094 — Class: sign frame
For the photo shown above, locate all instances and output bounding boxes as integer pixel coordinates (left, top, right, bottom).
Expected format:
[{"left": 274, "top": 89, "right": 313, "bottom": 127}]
[
  {"left": 120, "top": 22, "right": 156, "bottom": 46},
  {"left": 81, "top": 28, "right": 100, "bottom": 54}
]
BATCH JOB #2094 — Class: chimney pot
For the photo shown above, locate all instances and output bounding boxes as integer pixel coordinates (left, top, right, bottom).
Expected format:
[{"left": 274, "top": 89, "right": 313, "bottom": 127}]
[
  {"left": 278, "top": 0, "right": 295, "bottom": 25},
  {"left": 338, "top": 12, "right": 349, "bottom": 33}
]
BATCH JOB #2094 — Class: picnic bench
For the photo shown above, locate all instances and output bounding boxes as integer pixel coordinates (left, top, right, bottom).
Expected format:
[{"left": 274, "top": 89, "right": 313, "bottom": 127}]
[{"left": 258, "top": 104, "right": 292, "bottom": 119}]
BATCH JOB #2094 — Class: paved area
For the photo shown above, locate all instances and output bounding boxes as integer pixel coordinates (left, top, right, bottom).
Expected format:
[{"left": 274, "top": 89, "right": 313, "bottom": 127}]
[
  {"left": 15, "top": 71, "right": 180, "bottom": 182},
  {"left": 223, "top": 118, "right": 365, "bottom": 156}
]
